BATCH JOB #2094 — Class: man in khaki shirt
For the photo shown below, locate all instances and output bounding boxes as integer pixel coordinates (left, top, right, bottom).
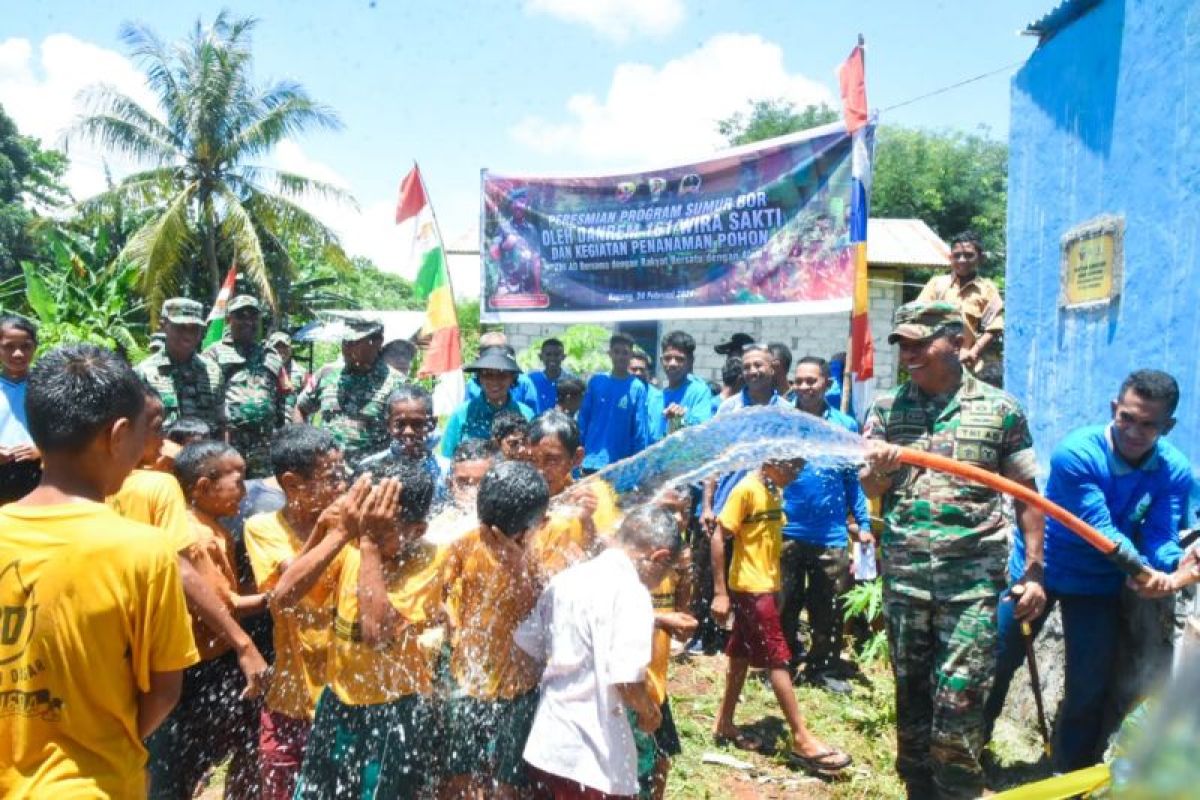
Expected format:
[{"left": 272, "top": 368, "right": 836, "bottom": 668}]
[{"left": 916, "top": 230, "right": 1004, "bottom": 372}]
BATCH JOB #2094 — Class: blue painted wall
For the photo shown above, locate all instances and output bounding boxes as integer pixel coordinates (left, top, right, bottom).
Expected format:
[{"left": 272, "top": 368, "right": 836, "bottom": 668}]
[{"left": 1006, "top": 0, "right": 1200, "bottom": 479}]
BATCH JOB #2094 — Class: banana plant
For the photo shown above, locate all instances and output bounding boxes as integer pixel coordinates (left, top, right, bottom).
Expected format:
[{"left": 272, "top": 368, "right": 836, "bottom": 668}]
[{"left": 15, "top": 229, "right": 148, "bottom": 359}]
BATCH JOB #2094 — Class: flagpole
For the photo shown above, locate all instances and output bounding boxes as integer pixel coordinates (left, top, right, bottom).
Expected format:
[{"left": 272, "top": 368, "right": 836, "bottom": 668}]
[
  {"left": 843, "top": 33, "right": 866, "bottom": 416},
  {"left": 414, "top": 161, "right": 459, "bottom": 309}
]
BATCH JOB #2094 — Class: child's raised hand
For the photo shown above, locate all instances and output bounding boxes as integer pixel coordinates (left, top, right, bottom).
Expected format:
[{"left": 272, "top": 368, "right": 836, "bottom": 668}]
[
  {"left": 361, "top": 478, "right": 402, "bottom": 544},
  {"left": 320, "top": 474, "right": 372, "bottom": 543},
  {"left": 559, "top": 483, "right": 598, "bottom": 520}
]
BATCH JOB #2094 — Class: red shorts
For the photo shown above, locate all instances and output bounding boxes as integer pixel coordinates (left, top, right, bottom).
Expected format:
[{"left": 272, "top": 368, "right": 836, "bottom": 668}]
[
  {"left": 527, "top": 765, "right": 635, "bottom": 800},
  {"left": 259, "top": 708, "right": 311, "bottom": 800},
  {"left": 726, "top": 591, "right": 792, "bottom": 668}
]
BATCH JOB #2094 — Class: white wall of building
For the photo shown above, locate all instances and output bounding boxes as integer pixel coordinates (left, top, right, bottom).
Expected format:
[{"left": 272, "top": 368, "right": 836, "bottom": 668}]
[{"left": 502, "top": 267, "right": 903, "bottom": 389}]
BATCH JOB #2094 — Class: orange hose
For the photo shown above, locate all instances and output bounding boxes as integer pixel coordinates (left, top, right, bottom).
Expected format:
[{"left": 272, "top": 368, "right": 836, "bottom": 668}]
[{"left": 897, "top": 448, "right": 1117, "bottom": 556}]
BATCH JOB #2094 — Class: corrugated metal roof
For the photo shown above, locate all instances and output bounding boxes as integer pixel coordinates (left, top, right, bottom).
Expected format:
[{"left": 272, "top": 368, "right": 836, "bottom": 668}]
[
  {"left": 1024, "top": 0, "right": 1102, "bottom": 43},
  {"left": 865, "top": 218, "right": 949, "bottom": 267},
  {"left": 450, "top": 217, "right": 949, "bottom": 268}
]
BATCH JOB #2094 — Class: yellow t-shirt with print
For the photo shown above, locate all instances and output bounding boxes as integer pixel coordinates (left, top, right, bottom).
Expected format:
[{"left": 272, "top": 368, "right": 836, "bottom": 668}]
[
  {"left": 530, "top": 478, "right": 622, "bottom": 581},
  {"left": 106, "top": 468, "right": 196, "bottom": 553},
  {"left": 0, "top": 502, "right": 198, "bottom": 799},
  {"left": 244, "top": 511, "right": 343, "bottom": 720},
  {"left": 645, "top": 572, "right": 677, "bottom": 706},
  {"left": 329, "top": 542, "right": 446, "bottom": 706},
  {"left": 441, "top": 527, "right": 541, "bottom": 700},
  {"left": 717, "top": 473, "right": 785, "bottom": 593}
]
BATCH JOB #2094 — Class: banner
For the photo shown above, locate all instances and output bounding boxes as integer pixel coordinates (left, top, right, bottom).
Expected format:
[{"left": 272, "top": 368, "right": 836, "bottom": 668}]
[{"left": 480, "top": 122, "right": 870, "bottom": 322}]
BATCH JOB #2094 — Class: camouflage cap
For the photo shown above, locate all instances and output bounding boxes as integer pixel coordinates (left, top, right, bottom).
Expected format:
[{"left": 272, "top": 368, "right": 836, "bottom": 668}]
[
  {"left": 161, "top": 298, "right": 204, "bottom": 325},
  {"left": 265, "top": 331, "right": 291, "bottom": 349},
  {"left": 228, "top": 295, "right": 261, "bottom": 313},
  {"left": 341, "top": 318, "right": 384, "bottom": 343},
  {"left": 888, "top": 301, "right": 962, "bottom": 344}
]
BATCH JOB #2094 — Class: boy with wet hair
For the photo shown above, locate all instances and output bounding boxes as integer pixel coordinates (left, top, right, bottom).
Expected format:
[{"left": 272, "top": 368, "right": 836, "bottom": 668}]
[
  {"left": 289, "top": 461, "right": 444, "bottom": 799},
  {"left": 0, "top": 344, "right": 197, "bottom": 798},
  {"left": 440, "top": 460, "right": 551, "bottom": 798},
  {"left": 148, "top": 440, "right": 268, "bottom": 799},
  {"left": 359, "top": 384, "right": 447, "bottom": 504},
  {"left": 710, "top": 459, "right": 851, "bottom": 776},
  {"left": 426, "top": 438, "right": 499, "bottom": 546},
  {"left": 518, "top": 506, "right": 685, "bottom": 799},
  {"left": 242, "top": 425, "right": 349, "bottom": 799},
  {"left": 492, "top": 407, "right": 531, "bottom": 461}
]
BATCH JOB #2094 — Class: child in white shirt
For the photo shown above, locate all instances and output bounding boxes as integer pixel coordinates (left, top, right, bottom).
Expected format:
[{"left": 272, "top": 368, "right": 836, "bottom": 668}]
[{"left": 517, "top": 506, "right": 684, "bottom": 799}]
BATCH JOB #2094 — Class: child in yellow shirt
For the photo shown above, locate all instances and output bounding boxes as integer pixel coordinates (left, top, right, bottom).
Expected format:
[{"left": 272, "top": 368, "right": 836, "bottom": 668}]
[
  {"left": 439, "top": 460, "right": 551, "bottom": 799},
  {"left": 287, "top": 460, "right": 441, "bottom": 799},
  {"left": 527, "top": 411, "right": 620, "bottom": 581},
  {"left": 710, "top": 460, "right": 851, "bottom": 775},
  {"left": 243, "top": 425, "right": 348, "bottom": 800},
  {"left": 641, "top": 487, "right": 699, "bottom": 800},
  {"left": 147, "top": 440, "right": 267, "bottom": 799},
  {"left": 0, "top": 344, "right": 197, "bottom": 799}
]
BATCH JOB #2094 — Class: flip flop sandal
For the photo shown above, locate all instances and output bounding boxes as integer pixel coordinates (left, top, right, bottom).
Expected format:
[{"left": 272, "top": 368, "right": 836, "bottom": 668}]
[
  {"left": 786, "top": 748, "right": 853, "bottom": 774},
  {"left": 713, "top": 730, "right": 763, "bottom": 752}
]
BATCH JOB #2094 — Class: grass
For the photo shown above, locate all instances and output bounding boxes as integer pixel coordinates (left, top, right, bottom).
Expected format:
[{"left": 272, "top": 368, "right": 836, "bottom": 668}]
[
  {"left": 196, "top": 650, "right": 1052, "bottom": 799},
  {"left": 663, "top": 651, "right": 1053, "bottom": 799},
  {"left": 665, "top": 654, "right": 903, "bottom": 799}
]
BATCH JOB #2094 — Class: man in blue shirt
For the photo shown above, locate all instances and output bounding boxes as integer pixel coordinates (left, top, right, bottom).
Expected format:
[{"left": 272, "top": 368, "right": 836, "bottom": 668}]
[
  {"left": 527, "top": 337, "right": 570, "bottom": 415},
  {"left": 984, "top": 369, "right": 1192, "bottom": 772},
  {"left": 656, "top": 330, "right": 714, "bottom": 440},
  {"left": 442, "top": 347, "right": 534, "bottom": 457},
  {"left": 629, "top": 347, "right": 664, "bottom": 444},
  {"left": 780, "top": 356, "right": 870, "bottom": 693},
  {"left": 463, "top": 332, "right": 540, "bottom": 411},
  {"left": 576, "top": 333, "right": 649, "bottom": 473}
]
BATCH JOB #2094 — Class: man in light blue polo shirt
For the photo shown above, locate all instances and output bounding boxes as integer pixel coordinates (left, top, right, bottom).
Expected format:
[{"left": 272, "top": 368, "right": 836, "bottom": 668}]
[{"left": 780, "top": 356, "right": 870, "bottom": 693}]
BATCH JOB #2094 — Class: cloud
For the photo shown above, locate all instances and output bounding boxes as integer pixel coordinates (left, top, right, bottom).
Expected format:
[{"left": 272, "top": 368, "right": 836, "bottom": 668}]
[
  {"left": 523, "top": 0, "right": 684, "bottom": 41},
  {"left": 0, "top": 34, "right": 160, "bottom": 201},
  {"left": 511, "top": 33, "right": 833, "bottom": 166}
]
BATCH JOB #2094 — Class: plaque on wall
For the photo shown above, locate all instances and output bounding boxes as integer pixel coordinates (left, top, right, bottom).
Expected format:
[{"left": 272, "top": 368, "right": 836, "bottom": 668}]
[{"left": 1059, "top": 215, "right": 1124, "bottom": 309}]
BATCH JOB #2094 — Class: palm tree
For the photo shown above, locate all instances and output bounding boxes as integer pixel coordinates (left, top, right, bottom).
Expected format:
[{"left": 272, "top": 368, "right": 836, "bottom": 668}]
[{"left": 68, "top": 11, "right": 355, "bottom": 317}]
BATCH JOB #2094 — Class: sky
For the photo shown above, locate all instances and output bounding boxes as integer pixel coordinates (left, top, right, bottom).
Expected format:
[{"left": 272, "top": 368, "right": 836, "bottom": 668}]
[{"left": 2, "top": 0, "right": 1053, "bottom": 296}]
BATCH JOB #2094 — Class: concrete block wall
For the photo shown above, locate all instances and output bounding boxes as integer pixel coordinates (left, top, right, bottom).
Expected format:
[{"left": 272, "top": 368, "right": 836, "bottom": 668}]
[{"left": 501, "top": 268, "right": 903, "bottom": 390}]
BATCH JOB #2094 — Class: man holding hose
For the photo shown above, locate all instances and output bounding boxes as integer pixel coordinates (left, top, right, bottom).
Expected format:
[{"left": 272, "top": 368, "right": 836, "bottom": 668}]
[
  {"left": 860, "top": 302, "right": 1047, "bottom": 800},
  {"left": 985, "top": 369, "right": 1192, "bottom": 773}
]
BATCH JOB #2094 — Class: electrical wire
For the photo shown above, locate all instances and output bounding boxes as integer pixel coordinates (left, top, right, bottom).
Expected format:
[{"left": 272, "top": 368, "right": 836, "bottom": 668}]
[{"left": 879, "top": 59, "right": 1026, "bottom": 114}]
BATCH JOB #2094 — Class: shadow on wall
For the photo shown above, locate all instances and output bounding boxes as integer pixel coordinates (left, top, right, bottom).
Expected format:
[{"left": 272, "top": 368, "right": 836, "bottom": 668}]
[{"left": 1014, "top": 0, "right": 1125, "bottom": 157}]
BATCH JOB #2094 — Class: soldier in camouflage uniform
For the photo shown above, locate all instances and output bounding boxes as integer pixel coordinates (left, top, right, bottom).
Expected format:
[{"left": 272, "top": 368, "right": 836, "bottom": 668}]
[
  {"left": 859, "top": 302, "right": 1046, "bottom": 800},
  {"left": 267, "top": 331, "right": 307, "bottom": 415},
  {"left": 203, "top": 295, "right": 285, "bottom": 478},
  {"left": 134, "top": 298, "right": 225, "bottom": 435},
  {"left": 294, "top": 318, "right": 405, "bottom": 467}
]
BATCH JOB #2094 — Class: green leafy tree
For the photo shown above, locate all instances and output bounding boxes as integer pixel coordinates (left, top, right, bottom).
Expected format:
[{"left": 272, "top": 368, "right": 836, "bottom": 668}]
[
  {"left": 717, "top": 99, "right": 1008, "bottom": 280},
  {"left": 0, "top": 103, "right": 69, "bottom": 280},
  {"left": 13, "top": 229, "right": 149, "bottom": 359},
  {"left": 516, "top": 324, "right": 611, "bottom": 378},
  {"left": 69, "top": 12, "right": 355, "bottom": 317},
  {"left": 717, "top": 100, "right": 838, "bottom": 145}
]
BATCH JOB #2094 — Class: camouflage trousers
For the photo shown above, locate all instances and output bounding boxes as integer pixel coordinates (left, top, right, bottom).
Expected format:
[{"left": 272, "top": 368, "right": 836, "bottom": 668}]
[
  {"left": 884, "top": 588, "right": 998, "bottom": 800},
  {"left": 230, "top": 427, "right": 275, "bottom": 479}
]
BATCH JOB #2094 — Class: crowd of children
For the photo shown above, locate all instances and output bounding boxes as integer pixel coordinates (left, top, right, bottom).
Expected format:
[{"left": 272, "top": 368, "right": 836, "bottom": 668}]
[{"left": 6, "top": 337, "right": 839, "bottom": 800}]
